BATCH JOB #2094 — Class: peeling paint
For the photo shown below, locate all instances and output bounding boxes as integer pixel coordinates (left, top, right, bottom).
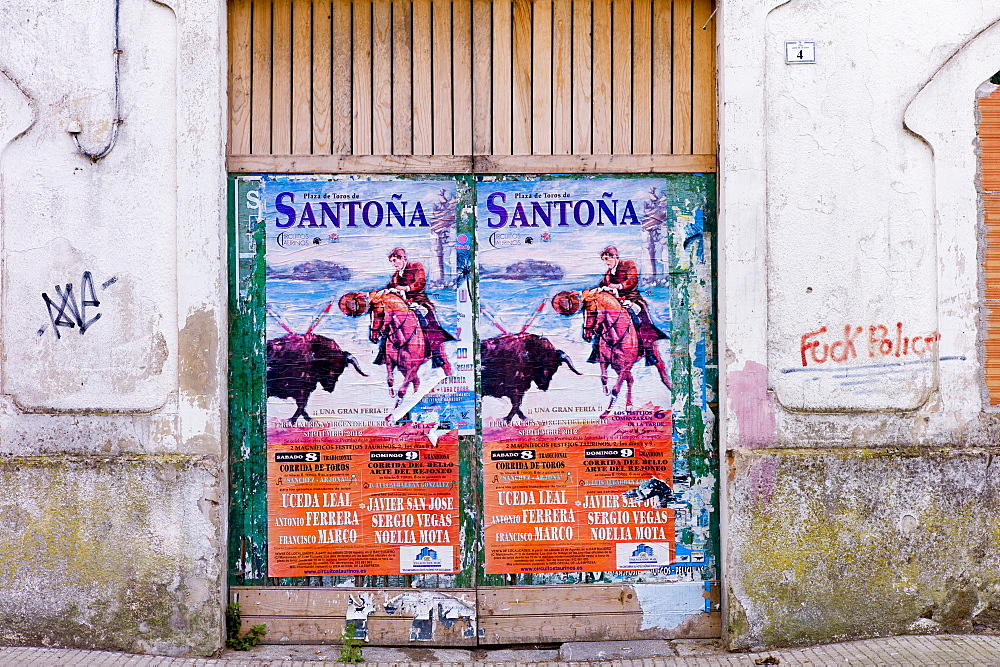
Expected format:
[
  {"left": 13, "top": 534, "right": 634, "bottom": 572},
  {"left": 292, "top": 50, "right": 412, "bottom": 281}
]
[
  {"left": 635, "top": 582, "right": 708, "bottom": 631},
  {"left": 383, "top": 590, "right": 476, "bottom": 641},
  {"left": 179, "top": 308, "right": 220, "bottom": 410},
  {"left": 728, "top": 360, "right": 775, "bottom": 448}
]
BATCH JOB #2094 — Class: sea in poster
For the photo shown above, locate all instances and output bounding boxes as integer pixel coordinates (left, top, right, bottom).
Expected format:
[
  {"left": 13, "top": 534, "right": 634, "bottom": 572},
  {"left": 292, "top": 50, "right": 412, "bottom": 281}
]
[
  {"left": 261, "top": 176, "right": 473, "bottom": 577},
  {"left": 476, "top": 177, "right": 679, "bottom": 574}
]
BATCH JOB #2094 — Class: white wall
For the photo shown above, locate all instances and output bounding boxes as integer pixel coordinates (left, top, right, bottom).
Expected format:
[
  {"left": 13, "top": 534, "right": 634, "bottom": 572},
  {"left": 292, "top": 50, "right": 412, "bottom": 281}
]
[
  {"left": 720, "top": 0, "right": 1000, "bottom": 648},
  {"left": 0, "top": 0, "right": 227, "bottom": 655}
]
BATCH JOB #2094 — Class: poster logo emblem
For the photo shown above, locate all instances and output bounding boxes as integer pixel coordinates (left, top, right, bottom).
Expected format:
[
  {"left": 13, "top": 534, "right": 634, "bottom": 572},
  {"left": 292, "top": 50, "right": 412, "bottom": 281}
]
[
  {"left": 400, "top": 545, "right": 454, "bottom": 573},
  {"left": 615, "top": 542, "right": 671, "bottom": 570},
  {"left": 488, "top": 231, "right": 523, "bottom": 248}
]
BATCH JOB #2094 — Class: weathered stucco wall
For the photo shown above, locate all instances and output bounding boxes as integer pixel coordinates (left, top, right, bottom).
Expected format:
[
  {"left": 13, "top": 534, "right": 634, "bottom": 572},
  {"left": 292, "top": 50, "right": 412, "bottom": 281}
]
[
  {"left": 0, "top": 0, "right": 226, "bottom": 656},
  {"left": 9, "top": 0, "right": 1000, "bottom": 655},
  {"left": 721, "top": 0, "right": 1000, "bottom": 650}
]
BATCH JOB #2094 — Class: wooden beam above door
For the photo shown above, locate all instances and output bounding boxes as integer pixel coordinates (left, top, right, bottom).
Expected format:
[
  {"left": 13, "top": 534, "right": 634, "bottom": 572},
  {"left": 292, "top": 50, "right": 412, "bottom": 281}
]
[{"left": 227, "top": 154, "right": 717, "bottom": 173}]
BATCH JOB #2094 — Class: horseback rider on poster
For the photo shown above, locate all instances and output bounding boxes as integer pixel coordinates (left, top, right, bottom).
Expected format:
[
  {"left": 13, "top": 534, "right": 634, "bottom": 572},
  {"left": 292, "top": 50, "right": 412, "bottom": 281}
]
[
  {"left": 591, "top": 245, "right": 671, "bottom": 389},
  {"left": 378, "top": 247, "right": 455, "bottom": 376}
]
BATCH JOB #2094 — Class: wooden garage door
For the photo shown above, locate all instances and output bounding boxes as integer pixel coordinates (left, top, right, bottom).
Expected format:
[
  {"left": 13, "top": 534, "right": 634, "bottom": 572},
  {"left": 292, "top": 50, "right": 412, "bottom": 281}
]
[{"left": 227, "top": 0, "right": 719, "bottom": 646}]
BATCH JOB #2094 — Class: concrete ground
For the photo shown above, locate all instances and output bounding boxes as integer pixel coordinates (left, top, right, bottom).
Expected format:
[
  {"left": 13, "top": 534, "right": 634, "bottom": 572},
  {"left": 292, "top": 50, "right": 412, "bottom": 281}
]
[{"left": 3, "top": 635, "right": 1000, "bottom": 665}]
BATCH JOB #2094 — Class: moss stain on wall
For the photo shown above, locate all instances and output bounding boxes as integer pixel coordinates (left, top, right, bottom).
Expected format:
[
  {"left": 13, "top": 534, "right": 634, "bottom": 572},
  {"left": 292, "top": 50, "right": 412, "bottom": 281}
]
[{"left": 0, "top": 454, "right": 222, "bottom": 655}]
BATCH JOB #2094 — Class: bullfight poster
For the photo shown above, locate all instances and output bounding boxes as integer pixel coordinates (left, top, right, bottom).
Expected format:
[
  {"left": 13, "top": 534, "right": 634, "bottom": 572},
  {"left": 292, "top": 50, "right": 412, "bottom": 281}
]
[
  {"left": 261, "top": 176, "right": 474, "bottom": 577},
  {"left": 477, "top": 177, "right": 691, "bottom": 575}
]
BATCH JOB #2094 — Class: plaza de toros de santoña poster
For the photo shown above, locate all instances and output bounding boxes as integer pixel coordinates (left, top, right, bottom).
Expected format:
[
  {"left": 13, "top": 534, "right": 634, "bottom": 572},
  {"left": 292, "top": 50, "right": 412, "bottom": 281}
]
[
  {"left": 261, "top": 176, "right": 473, "bottom": 578},
  {"left": 477, "top": 177, "right": 693, "bottom": 575}
]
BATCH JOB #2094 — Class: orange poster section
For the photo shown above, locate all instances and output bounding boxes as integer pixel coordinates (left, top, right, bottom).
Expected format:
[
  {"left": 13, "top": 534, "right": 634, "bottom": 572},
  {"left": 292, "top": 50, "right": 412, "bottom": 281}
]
[
  {"left": 267, "top": 435, "right": 460, "bottom": 577},
  {"left": 483, "top": 438, "right": 675, "bottom": 574}
]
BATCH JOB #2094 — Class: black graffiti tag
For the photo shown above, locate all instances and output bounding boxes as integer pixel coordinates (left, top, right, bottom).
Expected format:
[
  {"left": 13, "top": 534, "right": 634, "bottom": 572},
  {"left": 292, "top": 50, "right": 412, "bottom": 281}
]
[{"left": 40, "top": 271, "right": 106, "bottom": 339}]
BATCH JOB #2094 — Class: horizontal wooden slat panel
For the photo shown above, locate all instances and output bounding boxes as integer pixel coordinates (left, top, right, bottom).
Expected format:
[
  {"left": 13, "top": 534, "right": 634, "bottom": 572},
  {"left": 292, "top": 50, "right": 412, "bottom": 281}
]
[
  {"left": 240, "top": 615, "right": 479, "bottom": 644},
  {"left": 478, "top": 582, "right": 719, "bottom": 616},
  {"left": 233, "top": 586, "right": 477, "bottom": 616},
  {"left": 233, "top": 586, "right": 479, "bottom": 645},
  {"left": 486, "top": 611, "right": 721, "bottom": 640},
  {"left": 478, "top": 612, "right": 720, "bottom": 643},
  {"left": 478, "top": 583, "right": 719, "bottom": 643}
]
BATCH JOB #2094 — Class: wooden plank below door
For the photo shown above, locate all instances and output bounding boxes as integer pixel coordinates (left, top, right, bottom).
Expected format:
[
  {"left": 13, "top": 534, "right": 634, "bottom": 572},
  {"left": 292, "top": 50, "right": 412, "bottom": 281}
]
[
  {"left": 229, "top": 153, "right": 715, "bottom": 172},
  {"left": 477, "top": 583, "right": 720, "bottom": 643},
  {"left": 231, "top": 583, "right": 720, "bottom": 644},
  {"left": 478, "top": 610, "right": 721, "bottom": 643},
  {"left": 231, "top": 586, "right": 478, "bottom": 646},
  {"left": 238, "top": 614, "right": 479, "bottom": 644}
]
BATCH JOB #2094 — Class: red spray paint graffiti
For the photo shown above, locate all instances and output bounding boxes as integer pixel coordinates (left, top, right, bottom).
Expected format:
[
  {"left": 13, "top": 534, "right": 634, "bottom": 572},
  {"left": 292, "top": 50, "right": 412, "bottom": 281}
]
[{"left": 799, "top": 324, "right": 941, "bottom": 368}]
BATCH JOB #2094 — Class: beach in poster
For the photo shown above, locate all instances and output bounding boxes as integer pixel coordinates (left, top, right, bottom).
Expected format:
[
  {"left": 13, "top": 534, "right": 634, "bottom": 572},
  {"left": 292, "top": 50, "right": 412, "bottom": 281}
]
[
  {"left": 261, "top": 176, "right": 473, "bottom": 577},
  {"left": 477, "top": 178, "right": 679, "bottom": 574}
]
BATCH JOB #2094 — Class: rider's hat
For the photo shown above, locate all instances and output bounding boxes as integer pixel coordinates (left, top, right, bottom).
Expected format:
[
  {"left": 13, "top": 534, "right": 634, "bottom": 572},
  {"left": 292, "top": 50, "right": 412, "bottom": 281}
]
[
  {"left": 339, "top": 292, "right": 368, "bottom": 317},
  {"left": 551, "top": 291, "right": 582, "bottom": 316}
]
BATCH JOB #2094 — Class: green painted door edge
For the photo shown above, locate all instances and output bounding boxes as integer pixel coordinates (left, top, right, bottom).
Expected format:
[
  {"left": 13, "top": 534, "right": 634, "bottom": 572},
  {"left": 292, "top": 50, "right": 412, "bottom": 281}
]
[{"left": 228, "top": 175, "right": 268, "bottom": 585}]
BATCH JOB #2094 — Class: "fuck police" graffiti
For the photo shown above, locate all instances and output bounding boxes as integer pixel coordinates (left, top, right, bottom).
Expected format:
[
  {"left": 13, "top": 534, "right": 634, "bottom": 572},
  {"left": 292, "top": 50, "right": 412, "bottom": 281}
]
[{"left": 799, "top": 323, "right": 941, "bottom": 367}]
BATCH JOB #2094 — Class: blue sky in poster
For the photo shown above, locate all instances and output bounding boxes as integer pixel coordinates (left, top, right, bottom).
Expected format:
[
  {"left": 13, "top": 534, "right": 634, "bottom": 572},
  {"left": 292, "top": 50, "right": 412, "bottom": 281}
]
[
  {"left": 261, "top": 177, "right": 459, "bottom": 339},
  {"left": 475, "top": 177, "right": 676, "bottom": 424},
  {"left": 476, "top": 178, "right": 665, "bottom": 282}
]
